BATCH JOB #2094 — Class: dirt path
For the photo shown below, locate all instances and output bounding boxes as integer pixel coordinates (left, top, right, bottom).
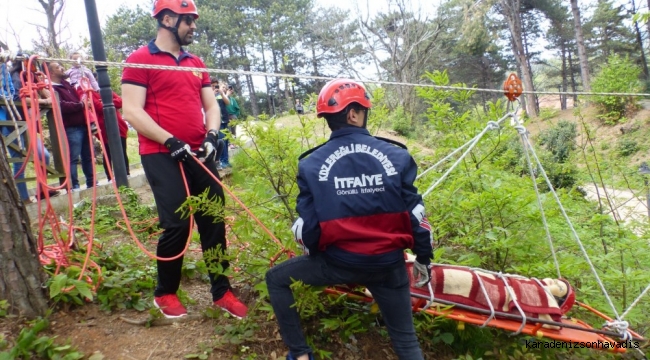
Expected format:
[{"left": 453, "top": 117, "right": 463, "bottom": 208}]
[
  {"left": 581, "top": 184, "right": 650, "bottom": 229},
  {"left": 48, "top": 281, "right": 228, "bottom": 360}
]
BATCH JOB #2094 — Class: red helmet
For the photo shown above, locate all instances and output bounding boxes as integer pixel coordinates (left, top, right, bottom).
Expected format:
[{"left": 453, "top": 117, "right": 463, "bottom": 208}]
[
  {"left": 557, "top": 279, "right": 575, "bottom": 314},
  {"left": 316, "top": 79, "right": 371, "bottom": 118},
  {"left": 152, "top": 0, "right": 198, "bottom": 19}
]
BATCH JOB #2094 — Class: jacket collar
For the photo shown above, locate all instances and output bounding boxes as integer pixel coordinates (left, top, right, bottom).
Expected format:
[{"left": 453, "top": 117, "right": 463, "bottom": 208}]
[{"left": 329, "top": 127, "right": 370, "bottom": 140}]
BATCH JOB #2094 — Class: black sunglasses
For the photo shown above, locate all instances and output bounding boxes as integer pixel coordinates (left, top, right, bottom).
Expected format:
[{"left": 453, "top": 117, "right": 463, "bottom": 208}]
[{"left": 178, "top": 15, "right": 196, "bottom": 26}]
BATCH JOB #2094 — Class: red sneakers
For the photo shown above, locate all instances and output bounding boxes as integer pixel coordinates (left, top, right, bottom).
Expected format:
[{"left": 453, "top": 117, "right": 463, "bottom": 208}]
[
  {"left": 213, "top": 290, "right": 248, "bottom": 319},
  {"left": 153, "top": 294, "right": 187, "bottom": 318}
]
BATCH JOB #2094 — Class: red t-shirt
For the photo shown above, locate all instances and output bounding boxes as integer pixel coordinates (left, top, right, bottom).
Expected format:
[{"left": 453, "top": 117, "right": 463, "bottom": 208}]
[
  {"left": 121, "top": 40, "right": 210, "bottom": 155},
  {"left": 81, "top": 89, "right": 128, "bottom": 141}
]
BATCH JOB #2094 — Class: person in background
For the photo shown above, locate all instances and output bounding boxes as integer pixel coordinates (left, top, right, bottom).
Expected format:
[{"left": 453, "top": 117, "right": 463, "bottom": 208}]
[
  {"left": 87, "top": 73, "right": 130, "bottom": 181},
  {"left": 225, "top": 84, "right": 239, "bottom": 148},
  {"left": 295, "top": 98, "right": 304, "bottom": 114},
  {"left": 3, "top": 57, "right": 58, "bottom": 203},
  {"left": 211, "top": 77, "right": 231, "bottom": 168},
  {"left": 66, "top": 51, "right": 100, "bottom": 91},
  {"left": 265, "top": 79, "right": 433, "bottom": 360},
  {"left": 47, "top": 61, "right": 95, "bottom": 192},
  {"left": 121, "top": 0, "right": 247, "bottom": 320}
]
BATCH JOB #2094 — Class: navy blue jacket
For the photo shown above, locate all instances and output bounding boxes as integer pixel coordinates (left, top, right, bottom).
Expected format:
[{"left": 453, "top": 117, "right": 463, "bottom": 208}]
[{"left": 292, "top": 127, "right": 433, "bottom": 270}]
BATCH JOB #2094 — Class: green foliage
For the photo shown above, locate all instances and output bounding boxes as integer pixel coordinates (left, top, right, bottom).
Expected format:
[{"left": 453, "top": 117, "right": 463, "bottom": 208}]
[
  {"left": 47, "top": 271, "right": 93, "bottom": 306},
  {"left": 0, "top": 318, "right": 84, "bottom": 360},
  {"left": 0, "top": 300, "right": 8, "bottom": 318},
  {"left": 366, "top": 87, "right": 390, "bottom": 136},
  {"left": 289, "top": 280, "right": 326, "bottom": 318},
  {"left": 67, "top": 188, "right": 159, "bottom": 312},
  {"left": 415, "top": 79, "right": 650, "bottom": 357},
  {"left": 97, "top": 265, "right": 155, "bottom": 311},
  {"left": 538, "top": 121, "right": 577, "bottom": 163},
  {"left": 413, "top": 312, "right": 456, "bottom": 352},
  {"left": 591, "top": 54, "right": 643, "bottom": 124},
  {"left": 387, "top": 106, "right": 412, "bottom": 137},
  {"left": 538, "top": 108, "right": 560, "bottom": 121},
  {"left": 177, "top": 188, "right": 226, "bottom": 224},
  {"left": 214, "top": 319, "right": 259, "bottom": 346},
  {"left": 73, "top": 186, "right": 158, "bottom": 238},
  {"left": 185, "top": 342, "right": 214, "bottom": 359},
  {"left": 535, "top": 121, "right": 579, "bottom": 189},
  {"left": 617, "top": 138, "right": 639, "bottom": 157}
]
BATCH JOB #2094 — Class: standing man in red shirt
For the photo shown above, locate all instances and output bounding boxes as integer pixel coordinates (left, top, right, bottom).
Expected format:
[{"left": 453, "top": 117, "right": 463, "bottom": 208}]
[{"left": 121, "top": 0, "right": 247, "bottom": 319}]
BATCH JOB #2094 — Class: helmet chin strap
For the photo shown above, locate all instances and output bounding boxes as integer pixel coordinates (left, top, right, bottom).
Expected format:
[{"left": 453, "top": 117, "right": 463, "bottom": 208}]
[
  {"left": 326, "top": 106, "right": 370, "bottom": 130},
  {"left": 362, "top": 109, "right": 370, "bottom": 128},
  {"left": 159, "top": 16, "right": 187, "bottom": 46}
]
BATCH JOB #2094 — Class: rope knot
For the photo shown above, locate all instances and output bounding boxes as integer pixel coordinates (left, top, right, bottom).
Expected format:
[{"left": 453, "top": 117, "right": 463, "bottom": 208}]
[
  {"left": 513, "top": 125, "right": 528, "bottom": 135},
  {"left": 605, "top": 320, "right": 631, "bottom": 340},
  {"left": 486, "top": 121, "right": 500, "bottom": 130}
]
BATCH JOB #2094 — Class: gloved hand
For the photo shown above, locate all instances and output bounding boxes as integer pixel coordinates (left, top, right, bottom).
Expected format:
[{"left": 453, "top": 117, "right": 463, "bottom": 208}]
[
  {"left": 196, "top": 130, "right": 224, "bottom": 163},
  {"left": 413, "top": 260, "right": 431, "bottom": 288},
  {"left": 165, "top": 137, "right": 194, "bottom": 162},
  {"left": 89, "top": 122, "right": 98, "bottom": 135}
]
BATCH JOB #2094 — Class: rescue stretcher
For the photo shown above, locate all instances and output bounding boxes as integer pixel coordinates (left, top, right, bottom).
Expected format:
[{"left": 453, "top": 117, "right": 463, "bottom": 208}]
[{"left": 323, "top": 258, "right": 646, "bottom": 354}]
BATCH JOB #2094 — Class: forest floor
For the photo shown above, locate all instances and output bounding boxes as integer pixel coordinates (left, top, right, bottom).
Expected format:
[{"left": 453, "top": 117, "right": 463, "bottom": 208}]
[{"left": 4, "top": 100, "right": 650, "bottom": 360}]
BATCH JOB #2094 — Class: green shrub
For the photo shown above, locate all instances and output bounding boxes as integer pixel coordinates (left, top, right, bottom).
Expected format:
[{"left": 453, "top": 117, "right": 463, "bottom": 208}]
[
  {"left": 591, "top": 54, "right": 643, "bottom": 124},
  {"left": 617, "top": 138, "right": 639, "bottom": 156},
  {"left": 0, "top": 318, "right": 84, "bottom": 359},
  {"left": 538, "top": 121, "right": 577, "bottom": 163},
  {"left": 388, "top": 106, "right": 412, "bottom": 136}
]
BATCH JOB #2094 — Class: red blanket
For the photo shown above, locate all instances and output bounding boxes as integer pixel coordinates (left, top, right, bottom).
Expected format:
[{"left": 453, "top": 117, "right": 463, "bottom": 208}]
[{"left": 411, "top": 264, "right": 564, "bottom": 321}]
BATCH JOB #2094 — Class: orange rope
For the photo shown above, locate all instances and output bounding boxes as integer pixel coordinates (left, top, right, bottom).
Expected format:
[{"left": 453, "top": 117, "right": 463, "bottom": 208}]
[{"left": 18, "top": 55, "right": 291, "bottom": 299}]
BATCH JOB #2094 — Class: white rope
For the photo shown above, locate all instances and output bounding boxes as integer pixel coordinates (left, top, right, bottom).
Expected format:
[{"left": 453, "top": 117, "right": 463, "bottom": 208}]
[
  {"left": 8, "top": 52, "right": 648, "bottom": 340},
  {"left": 532, "top": 278, "right": 557, "bottom": 302},
  {"left": 515, "top": 125, "right": 624, "bottom": 325},
  {"left": 498, "top": 273, "right": 527, "bottom": 335},
  {"left": 473, "top": 270, "right": 497, "bottom": 327},
  {"left": 514, "top": 116, "right": 562, "bottom": 279},
  {"left": 431, "top": 264, "right": 530, "bottom": 328},
  {"left": 621, "top": 283, "right": 650, "bottom": 320},
  {"left": 604, "top": 320, "right": 631, "bottom": 341},
  {"left": 417, "top": 132, "right": 485, "bottom": 180},
  {"left": 9, "top": 55, "right": 650, "bottom": 98},
  {"left": 420, "top": 119, "right": 504, "bottom": 198}
]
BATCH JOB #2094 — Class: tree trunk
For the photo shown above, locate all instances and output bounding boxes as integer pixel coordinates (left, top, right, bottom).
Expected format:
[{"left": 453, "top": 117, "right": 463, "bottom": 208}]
[
  {"left": 271, "top": 51, "right": 281, "bottom": 112},
  {"left": 647, "top": 0, "right": 650, "bottom": 45},
  {"left": 561, "top": 41, "right": 568, "bottom": 110},
  {"left": 568, "top": 51, "right": 578, "bottom": 106},
  {"left": 240, "top": 46, "right": 259, "bottom": 118},
  {"left": 570, "top": 0, "right": 591, "bottom": 91},
  {"left": 37, "top": 0, "right": 63, "bottom": 57},
  {"left": 522, "top": 21, "right": 539, "bottom": 115},
  {"left": 500, "top": 0, "right": 537, "bottom": 116},
  {"left": 0, "top": 139, "right": 48, "bottom": 318},
  {"left": 259, "top": 42, "right": 273, "bottom": 115},
  {"left": 631, "top": 0, "right": 650, "bottom": 79}
]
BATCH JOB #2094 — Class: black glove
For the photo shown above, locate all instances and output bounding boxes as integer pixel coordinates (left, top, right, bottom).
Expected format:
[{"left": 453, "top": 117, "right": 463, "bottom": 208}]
[
  {"left": 164, "top": 137, "right": 194, "bottom": 162},
  {"left": 196, "top": 130, "right": 224, "bottom": 163}
]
